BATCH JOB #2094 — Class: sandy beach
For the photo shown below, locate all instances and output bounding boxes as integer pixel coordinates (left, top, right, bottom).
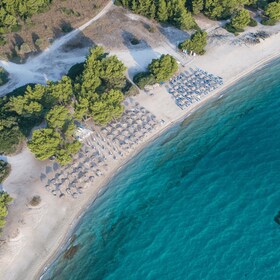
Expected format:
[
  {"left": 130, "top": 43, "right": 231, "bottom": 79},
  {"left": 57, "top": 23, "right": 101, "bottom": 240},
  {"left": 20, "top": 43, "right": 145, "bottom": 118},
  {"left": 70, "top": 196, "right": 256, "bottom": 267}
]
[{"left": 0, "top": 5, "right": 280, "bottom": 280}]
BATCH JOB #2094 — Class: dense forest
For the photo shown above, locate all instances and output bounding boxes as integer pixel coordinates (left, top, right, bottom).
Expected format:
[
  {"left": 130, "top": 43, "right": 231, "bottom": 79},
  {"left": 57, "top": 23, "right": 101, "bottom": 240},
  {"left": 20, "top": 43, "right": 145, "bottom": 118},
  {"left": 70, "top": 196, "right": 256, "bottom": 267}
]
[
  {"left": 116, "top": 0, "right": 197, "bottom": 30},
  {"left": 116, "top": 0, "right": 280, "bottom": 28},
  {"left": 0, "top": 46, "right": 131, "bottom": 165},
  {"left": 0, "top": 0, "right": 51, "bottom": 34}
]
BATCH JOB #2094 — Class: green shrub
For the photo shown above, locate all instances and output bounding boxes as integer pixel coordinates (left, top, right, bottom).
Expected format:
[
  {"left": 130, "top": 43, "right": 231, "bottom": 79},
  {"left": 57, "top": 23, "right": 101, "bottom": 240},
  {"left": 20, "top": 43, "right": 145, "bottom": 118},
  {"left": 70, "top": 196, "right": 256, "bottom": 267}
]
[
  {"left": 0, "top": 160, "right": 11, "bottom": 183},
  {"left": 224, "top": 23, "right": 244, "bottom": 35},
  {"left": 34, "top": 39, "right": 44, "bottom": 48},
  {"left": 125, "top": 84, "right": 139, "bottom": 96},
  {"left": 11, "top": 25, "right": 22, "bottom": 32},
  {"left": 29, "top": 196, "right": 41, "bottom": 206},
  {"left": 0, "top": 36, "right": 6, "bottom": 46},
  {"left": 0, "top": 191, "right": 13, "bottom": 231},
  {"left": 133, "top": 72, "right": 156, "bottom": 89},
  {"left": 178, "top": 31, "right": 207, "bottom": 55},
  {"left": 261, "top": 18, "right": 277, "bottom": 25},
  {"left": 19, "top": 43, "right": 31, "bottom": 54},
  {"left": 0, "top": 67, "right": 9, "bottom": 86},
  {"left": 147, "top": 26, "right": 156, "bottom": 33},
  {"left": 0, "top": 127, "right": 25, "bottom": 155},
  {"left": 61, "top": 24, "right": 73, "bottom": 33},
  {"left": 248, "top": 18, "right": 258, "bottom": 27},
  {"left": 130, "top": 37, "right": 140, "bottom": 45}
]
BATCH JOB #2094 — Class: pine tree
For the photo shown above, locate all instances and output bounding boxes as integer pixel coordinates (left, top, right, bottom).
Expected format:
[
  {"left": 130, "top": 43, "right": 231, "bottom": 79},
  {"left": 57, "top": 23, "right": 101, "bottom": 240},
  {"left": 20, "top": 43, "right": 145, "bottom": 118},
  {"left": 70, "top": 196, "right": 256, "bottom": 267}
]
[
  {"left": 150, "top": 3, "right": 156, "bottom": 19},
  {"left": 131, "top": 0, "right": 137, "bottom": 11},
  {"left": 192, "top": 0, "right": 204, "bottom": 14},
  {"left": 157, "top": 0, "right": 168, "bottom": 21}
]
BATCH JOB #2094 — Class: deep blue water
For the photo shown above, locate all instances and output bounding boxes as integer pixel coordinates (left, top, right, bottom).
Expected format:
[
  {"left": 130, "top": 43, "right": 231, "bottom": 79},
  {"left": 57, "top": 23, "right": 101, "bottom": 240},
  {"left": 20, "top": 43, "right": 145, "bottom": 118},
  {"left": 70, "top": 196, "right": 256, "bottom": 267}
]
[{"left": 43, "top": 59, "right": 280, "bottom": 280}]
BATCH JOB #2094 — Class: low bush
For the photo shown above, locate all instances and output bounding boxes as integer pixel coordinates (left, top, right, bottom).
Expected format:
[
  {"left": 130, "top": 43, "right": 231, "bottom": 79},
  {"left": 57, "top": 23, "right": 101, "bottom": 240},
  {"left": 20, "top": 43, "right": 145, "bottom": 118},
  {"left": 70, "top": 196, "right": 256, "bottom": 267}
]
[
  {"left": 11, "top": 25, "right": 22, "bottom": 33},
  {"left": 248, "top": 18, "right": 258, "bottom": 27},
  {"left": 29, "top": 196, "right": 41, "bottom": 206},
  {"left": 0, "top": 67, "right": 9, "bottom": 86},
  {"left": 0, "top": 191, "right": 13, "bottom": 231},
  {"left": 130, "top": 37, "right": 140, "bottom": 45},
  {"left": 224, "top": 23, "right": 244, "bottom": 35},
  {"left": 133, "top": 72, "right": 156, "bottom": 89},
  {"left": 0, "top": 160, "right": 11, "bottom": 183},
  {"left": 0, "top": 36, "right": 6, "bottom": 46},
  {"left": 261, "top": 18, "right": 277, "bottom": 26}
]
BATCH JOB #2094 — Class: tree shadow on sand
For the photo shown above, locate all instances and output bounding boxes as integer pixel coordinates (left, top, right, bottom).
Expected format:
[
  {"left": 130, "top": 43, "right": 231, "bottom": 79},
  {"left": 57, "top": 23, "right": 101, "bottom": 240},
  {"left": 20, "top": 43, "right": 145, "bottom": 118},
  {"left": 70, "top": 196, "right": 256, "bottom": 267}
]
[
  {"left": 158, "top": 25, "right": 190, "bottom": 47},
  {"left": 121, "top": 31, "right": 161, "bottom": 81}
]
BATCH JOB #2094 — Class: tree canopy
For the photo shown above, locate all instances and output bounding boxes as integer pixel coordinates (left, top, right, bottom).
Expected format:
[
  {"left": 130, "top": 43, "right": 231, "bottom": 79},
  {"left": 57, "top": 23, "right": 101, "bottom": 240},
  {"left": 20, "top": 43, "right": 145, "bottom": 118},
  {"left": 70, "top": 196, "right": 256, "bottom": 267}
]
[
  {"left": 74, "top": 46, "right": 127, "bottom": 124},
  {"left": 46, "top": 105, "right": 72, "bottom": 130},
  {"left": 28, "top": 128, "right": 62, "bottom": 161},
  {"left": 265, "top": 1, "right": 280, "bottom": 22},
  {"left": 90, "top": 89, "right": 124, "bottom": 125},
  {"left": 116, "top": 0, "right": 264, "bottom": 25},
  {"left": 0, "top": 46, "right": 128, "bottom": 165},
  {"left": 149, "top": 55, "right": 179, "bottom": 82},
  {"left": 230, "top": 9, "right": 251, "bottom": 29},
  {"left": 134, "top": 54, "right": 178, "bottom": 89},
  {"left": 116, "top": 0, "right": 197, "bottom": 30},
  {"left": 178, "top": 31, "right": 207, "bottom": 55}
]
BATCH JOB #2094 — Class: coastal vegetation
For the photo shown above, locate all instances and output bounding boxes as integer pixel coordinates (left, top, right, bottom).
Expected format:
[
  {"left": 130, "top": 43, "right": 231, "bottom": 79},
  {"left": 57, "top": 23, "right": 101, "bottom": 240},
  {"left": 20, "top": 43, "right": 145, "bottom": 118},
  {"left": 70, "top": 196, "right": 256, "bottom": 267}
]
[
  {"left": 0, "top": 67, "right": 9, "bottom": 86},
  {"left": 178, "top": 31, "right": 207, "bottom": 54},
  {"left": 0, "top": 46, "right": 128, "bottom": 165},
  {"left": 0, "top": 191, "right": 13, "bottom": 231},
  {"left": 115, "top": 0, "right": 197, "bottom": 30},
  {"left": 0, "top": 160, "right": 11, "bottom": 184},
  {"left": 134, "top": 54, "right": 178, "bottom": 89},
  {"left": 262, "top": 1, "right": 280, "bottom": 25},
  {"left": 0, "top": 0, "right": 50, "bottom": 34},
  {"left": 116, "top": 0, "right": 280, "bottom": 31},
  {"left": 225, "top": 9, "right": 254, "bottom": 34}
]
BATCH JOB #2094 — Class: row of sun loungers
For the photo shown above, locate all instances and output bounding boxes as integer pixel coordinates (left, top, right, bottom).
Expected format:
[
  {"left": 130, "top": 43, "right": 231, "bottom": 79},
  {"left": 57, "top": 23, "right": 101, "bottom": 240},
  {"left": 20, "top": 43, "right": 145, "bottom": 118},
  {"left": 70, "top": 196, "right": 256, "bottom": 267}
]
[
  {"left": 167, "top": 68, "right": 223, "bottom": 109},
  {"left": 42, "top": 102, "right": 160, "bottom": 199}
]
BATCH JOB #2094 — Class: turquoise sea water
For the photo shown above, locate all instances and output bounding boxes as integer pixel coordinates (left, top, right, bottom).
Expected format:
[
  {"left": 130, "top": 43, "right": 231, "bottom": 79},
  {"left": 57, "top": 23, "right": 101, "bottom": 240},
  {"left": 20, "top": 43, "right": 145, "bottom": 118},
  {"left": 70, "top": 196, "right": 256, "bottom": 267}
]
[{"left": 43, "top": 59, "right": 280, "bottom": 280}]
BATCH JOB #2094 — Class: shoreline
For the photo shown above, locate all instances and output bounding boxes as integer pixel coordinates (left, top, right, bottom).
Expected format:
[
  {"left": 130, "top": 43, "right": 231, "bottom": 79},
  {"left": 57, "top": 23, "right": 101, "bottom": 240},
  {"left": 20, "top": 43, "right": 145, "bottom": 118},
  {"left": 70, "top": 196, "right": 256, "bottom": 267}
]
[
  {"left": 36, "top": 50, "right": 280, "bottom": 280},
  {"left": 0, "top": 13, "right": 280, "bottom": 279}
]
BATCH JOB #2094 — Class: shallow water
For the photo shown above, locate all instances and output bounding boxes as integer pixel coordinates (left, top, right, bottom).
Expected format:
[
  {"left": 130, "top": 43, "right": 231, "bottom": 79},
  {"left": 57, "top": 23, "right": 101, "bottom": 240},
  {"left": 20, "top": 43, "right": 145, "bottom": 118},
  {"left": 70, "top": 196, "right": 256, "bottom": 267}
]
[{"left": 43, "top": 58, "right": 280, "bottom": 280}]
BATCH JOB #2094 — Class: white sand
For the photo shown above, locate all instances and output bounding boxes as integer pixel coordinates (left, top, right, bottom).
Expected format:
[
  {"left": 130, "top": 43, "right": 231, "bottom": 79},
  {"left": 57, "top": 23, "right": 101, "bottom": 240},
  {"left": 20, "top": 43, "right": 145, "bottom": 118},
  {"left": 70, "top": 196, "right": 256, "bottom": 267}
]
[{"left": 0, "top": 15, "right": 280, "bottom": 280}]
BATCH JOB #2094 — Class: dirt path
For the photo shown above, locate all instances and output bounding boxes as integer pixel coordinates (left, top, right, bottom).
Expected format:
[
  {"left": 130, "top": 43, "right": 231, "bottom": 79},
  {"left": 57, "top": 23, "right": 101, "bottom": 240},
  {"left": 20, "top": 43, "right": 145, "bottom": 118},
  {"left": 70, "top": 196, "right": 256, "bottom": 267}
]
[{"left": 0, "top": 1, "right": 114, "bottom": 96}]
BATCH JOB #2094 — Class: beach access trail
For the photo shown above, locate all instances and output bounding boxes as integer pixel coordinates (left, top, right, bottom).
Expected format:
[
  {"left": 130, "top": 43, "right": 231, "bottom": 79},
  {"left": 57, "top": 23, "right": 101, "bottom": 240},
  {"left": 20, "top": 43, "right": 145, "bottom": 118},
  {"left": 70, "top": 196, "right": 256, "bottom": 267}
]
[
  {"left": 0, "top": 4, "right": 280, "bottom": 280},
  {"left": 0, "top": 0, "right": 114, "bottom": 97}
]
